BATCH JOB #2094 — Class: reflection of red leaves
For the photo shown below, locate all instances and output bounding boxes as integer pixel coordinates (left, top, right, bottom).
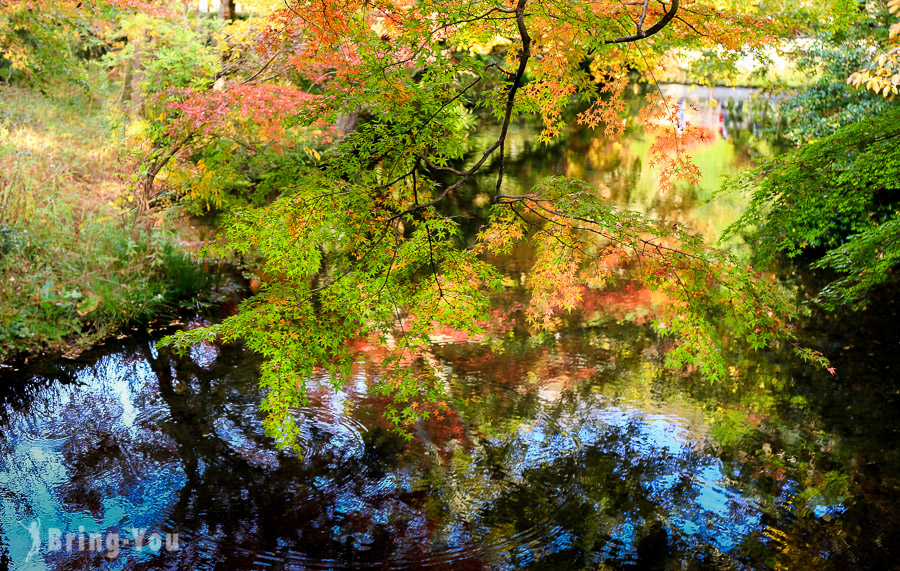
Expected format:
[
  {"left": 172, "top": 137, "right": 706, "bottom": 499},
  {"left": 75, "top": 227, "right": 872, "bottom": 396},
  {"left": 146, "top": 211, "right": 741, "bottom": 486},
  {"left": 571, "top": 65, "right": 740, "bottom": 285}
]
[
  {"left": 429, "top": 323, "right": 486, "bottom": 344},
  {"left": 577, "top": 285, "right": 656, "bottom": 321},
  {"left": 573, "top": 367, "right": 595, "bottom": 379}
]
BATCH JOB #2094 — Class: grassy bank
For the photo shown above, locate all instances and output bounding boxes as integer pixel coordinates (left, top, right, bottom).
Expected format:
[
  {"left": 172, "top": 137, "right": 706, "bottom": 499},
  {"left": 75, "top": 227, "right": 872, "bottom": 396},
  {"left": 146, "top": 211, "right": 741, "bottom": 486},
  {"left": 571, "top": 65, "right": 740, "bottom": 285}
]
[{"left": 0, "top": 86, "right": 216, "bottom": 362}]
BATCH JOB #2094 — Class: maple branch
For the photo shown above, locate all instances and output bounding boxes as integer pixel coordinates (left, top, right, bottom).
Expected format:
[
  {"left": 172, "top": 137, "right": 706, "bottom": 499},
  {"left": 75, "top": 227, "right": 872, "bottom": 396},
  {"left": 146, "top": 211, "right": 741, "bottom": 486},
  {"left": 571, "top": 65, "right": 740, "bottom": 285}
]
[
  {"left": 307, "top": 221, "right": 394, "bottom": 294},
  {"left": 377, "top": 167, "right": 416, "bottom": 189},
  {"left": 388, "top": 0, "right": 532, "bottom": 221},
  {"left": 597, "top": 0, "right": 679, "bottom": 47},
  {"left": 509, "top": 204, "right": 593, "bottom": 259},
  {"left": 322, "top": 72, "right": 481, "bottom": 184},
  {"left": 411, "top": 162, "right": 448, "bottom": 303},
  {"left": 409, "top": 74, "right": 482, "bottom": 144},
  {"left": 514, "top": 201, "right": 719, "bottom": 321},
  {"left": 526, "top": 199, "right": 706, "bottom": 263},
  {"left": 637, "top": 0, "right": 650, "bottom": 34},
  {"left": 673, "top": 16, "right": 709, "bottom": 38},
  {"left": 421, "top": 157, "right": 467, "bottom": 176},
  {"left": 374, "top": 219, "right": 403, "bottom": 300},
  {"left": 497, "top": 195, "right": 708, "bottom": 269},
  {"left": 241, "top": 52, "right": 279, "bottom": 85}
]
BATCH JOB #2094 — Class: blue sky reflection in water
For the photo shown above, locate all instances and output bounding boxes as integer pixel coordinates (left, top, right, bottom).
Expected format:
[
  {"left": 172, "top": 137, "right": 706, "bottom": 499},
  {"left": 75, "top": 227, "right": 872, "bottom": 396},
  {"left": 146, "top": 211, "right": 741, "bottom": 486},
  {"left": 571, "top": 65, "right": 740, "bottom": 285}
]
[{"left": 0, "top": 321, "right": 855, "bottom": 569}]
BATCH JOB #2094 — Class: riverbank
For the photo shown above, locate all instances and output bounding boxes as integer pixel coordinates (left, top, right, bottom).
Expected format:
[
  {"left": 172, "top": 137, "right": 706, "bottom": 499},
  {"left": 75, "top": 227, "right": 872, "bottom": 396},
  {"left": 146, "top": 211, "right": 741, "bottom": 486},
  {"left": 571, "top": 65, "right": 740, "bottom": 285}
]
[{"left": 0, "top": 85, "right": 217, "bottom": 363}]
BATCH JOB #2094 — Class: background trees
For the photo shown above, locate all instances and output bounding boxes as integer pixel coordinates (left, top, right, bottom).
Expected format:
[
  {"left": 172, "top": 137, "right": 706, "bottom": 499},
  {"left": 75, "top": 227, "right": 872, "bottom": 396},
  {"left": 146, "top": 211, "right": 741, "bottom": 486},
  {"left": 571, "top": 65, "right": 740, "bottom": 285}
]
[{"left": 721, "top": 1, "right": 900, "bottom": 310}]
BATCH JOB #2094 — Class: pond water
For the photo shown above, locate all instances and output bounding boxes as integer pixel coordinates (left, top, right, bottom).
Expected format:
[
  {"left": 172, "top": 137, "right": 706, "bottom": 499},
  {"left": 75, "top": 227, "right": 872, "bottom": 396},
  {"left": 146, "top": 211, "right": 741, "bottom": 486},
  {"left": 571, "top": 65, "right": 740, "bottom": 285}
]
[{"left": 1, "top": 88, "right": 899, "bottom": 569}]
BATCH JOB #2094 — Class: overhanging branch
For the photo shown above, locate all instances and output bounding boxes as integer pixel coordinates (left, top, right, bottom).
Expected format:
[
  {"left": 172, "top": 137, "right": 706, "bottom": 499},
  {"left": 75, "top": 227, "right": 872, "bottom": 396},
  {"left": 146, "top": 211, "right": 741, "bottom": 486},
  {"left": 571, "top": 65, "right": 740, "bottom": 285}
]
[{"left": 598, "top": 0, "right": 679, "bottom": 47}]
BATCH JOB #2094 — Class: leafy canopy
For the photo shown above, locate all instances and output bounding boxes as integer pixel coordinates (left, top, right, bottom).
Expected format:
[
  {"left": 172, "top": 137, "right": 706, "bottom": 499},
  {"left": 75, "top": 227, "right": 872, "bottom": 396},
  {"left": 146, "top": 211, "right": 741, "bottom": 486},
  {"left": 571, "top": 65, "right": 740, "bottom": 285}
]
[{"left": 148, "top": 0, "right": 840, "bottom": 446}]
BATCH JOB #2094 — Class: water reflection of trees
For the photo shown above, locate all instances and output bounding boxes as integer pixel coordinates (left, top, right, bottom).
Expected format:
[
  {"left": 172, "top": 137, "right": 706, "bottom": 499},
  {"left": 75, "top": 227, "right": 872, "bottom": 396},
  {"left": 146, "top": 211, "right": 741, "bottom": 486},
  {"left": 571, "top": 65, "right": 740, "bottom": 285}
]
[
  {"left": 1, "top": 290, "right": 899, "bottom": 568},
  {"left": 438, "top": 88, "right": 784, "bottom": 252}
]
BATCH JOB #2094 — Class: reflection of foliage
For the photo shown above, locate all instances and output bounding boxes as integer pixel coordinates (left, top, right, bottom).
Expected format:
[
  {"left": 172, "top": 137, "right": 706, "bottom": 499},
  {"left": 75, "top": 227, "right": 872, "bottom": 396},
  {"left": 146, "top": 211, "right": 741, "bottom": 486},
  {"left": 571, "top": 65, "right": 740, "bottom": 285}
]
[{"left": 5, "top": 288, "right": 900, "bottom": 567}]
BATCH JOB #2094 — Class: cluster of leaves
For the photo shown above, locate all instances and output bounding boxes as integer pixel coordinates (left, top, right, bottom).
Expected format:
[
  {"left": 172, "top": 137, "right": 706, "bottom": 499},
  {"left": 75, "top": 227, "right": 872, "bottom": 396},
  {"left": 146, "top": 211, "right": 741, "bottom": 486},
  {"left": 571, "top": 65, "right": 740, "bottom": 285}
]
[
  {"left": 847, "top": 0, "right": 900, "bottom": 97},
  {"left": 711, "top": 0, "right": 900, "bottom": 314},
  {"left": 484, "top": 177, "right": 806, "bottom": 380},
  {"left": 720, "top": 104, "right": 900, "bottom": 309},
  {"left": 0, "top": 1, "right": 94, "bottom": 84}
]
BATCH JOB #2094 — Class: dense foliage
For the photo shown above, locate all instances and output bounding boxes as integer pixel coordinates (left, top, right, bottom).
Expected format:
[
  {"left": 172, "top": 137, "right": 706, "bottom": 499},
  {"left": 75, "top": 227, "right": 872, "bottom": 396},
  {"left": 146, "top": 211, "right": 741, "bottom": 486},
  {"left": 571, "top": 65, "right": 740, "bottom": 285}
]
[
  {"left": 723, "top": 105, "right": 900, "bottom": 308},
  {"left": 6, "top": 0, "right": 885, "bottom": 446},
  {"left": 138, "top": 0, "right": 849, "bottom": 445},
  {"left": 723, "top": 3, "right": 900, "bottom": 311}
]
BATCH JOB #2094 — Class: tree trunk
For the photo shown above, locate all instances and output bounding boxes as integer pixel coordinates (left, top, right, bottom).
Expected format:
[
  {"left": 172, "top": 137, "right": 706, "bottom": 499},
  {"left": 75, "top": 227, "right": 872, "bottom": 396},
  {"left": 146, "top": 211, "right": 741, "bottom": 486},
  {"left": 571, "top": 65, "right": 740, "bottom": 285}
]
[
  {"left": 335, "top": 106, "right": 361, "bottom": 137},
  {"left": 119, "top": 54, "right": 133, "bottom": 108},
  {"left": 218, "top": 0, "right": 235, "bottom": 20},
  {"left": 124, "top": 33, "right": 147, "bottom": 114}
]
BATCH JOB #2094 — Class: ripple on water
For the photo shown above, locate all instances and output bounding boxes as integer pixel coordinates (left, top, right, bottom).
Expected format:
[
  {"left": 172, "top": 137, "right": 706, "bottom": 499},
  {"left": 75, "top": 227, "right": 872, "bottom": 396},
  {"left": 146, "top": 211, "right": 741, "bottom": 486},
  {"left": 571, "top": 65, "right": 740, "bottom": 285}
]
[
  {"left": 4, "top": 347, "right": 761, "bottom": 570},
  {"left": 159, "top": 393, "right": 762, "bottom": 569},
  {"left": 152, "top": 398, "right": 587, "bottom": 569}
]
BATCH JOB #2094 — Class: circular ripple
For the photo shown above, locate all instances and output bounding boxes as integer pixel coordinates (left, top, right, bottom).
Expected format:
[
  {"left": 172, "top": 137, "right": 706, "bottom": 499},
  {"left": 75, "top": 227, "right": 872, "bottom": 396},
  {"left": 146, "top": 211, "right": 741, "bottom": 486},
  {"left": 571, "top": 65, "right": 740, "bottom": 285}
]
[
  {"left": 289, "top": 405, "right": 369, "bottom": 462},
  {"left": 159, "top": 399, "right": 586, "bottom": 569}
]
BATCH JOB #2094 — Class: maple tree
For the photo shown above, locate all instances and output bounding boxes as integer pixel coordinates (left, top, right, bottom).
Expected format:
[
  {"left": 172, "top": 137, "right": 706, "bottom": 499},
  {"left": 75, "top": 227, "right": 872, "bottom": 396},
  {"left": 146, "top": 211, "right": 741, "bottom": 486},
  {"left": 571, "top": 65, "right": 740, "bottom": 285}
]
[{"left": 133, "top": 0, "right": 841, "bottom": 445}]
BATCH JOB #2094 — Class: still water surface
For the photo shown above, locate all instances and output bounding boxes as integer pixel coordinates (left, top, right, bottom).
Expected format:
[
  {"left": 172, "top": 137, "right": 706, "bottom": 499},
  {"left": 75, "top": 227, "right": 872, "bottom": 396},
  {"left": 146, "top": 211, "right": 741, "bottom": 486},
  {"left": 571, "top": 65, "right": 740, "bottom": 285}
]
[{"left": 1, "top": 88, "right": 898, "bottom": 569}]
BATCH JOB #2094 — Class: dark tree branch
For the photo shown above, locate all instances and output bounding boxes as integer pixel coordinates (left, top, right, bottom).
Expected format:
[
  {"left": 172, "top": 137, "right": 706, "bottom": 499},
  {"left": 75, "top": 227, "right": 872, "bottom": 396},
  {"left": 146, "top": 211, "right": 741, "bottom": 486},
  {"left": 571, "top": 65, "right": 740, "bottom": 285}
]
[
  {"left": 389, "top": 0, "right": 532, "bottom": 222},
  {"left": 637, "top": 0, "right": 650, "bottom": 34},
  {"left": 412, "top": 164, "right": 448, "bottom": 303},
  {"left": 595, "top": 0, "right": 679, "bottom": 48}
]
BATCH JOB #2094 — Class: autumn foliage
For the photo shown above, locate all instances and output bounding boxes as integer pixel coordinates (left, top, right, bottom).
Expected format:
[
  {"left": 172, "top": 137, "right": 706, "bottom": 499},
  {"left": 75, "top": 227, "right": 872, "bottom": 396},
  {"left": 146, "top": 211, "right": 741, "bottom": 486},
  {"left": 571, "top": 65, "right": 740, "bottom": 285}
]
[{"left": 88, "top": 0, "right": 831, "bottom": 446}]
